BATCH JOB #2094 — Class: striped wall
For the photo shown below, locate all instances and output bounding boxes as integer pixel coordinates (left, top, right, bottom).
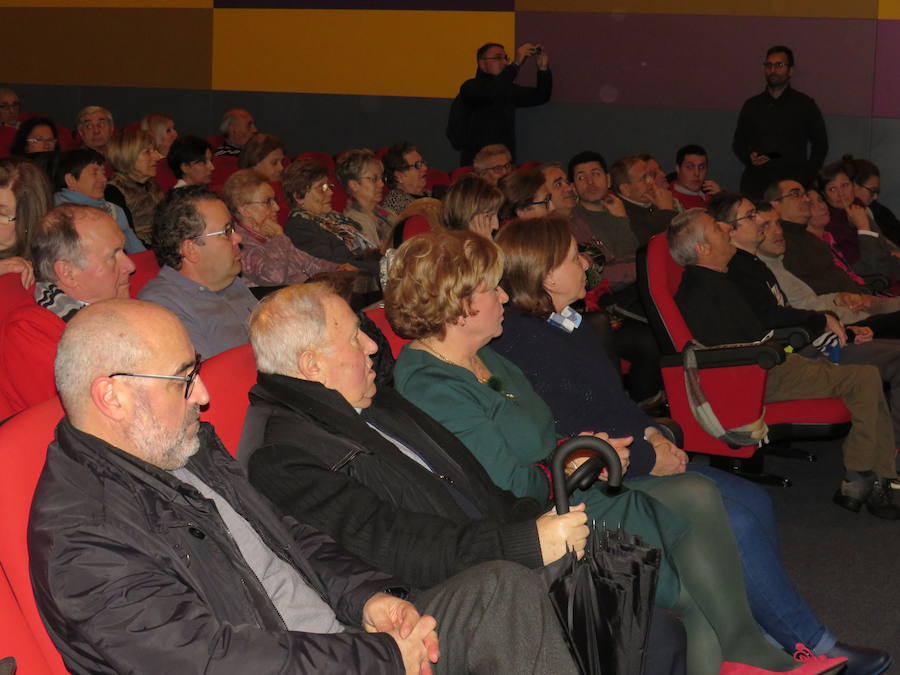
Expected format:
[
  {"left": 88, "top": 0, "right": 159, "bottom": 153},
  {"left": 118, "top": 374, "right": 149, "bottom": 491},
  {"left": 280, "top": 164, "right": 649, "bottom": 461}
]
[{"left": 3, "top": 1, "right": 900, "bottom": 202}]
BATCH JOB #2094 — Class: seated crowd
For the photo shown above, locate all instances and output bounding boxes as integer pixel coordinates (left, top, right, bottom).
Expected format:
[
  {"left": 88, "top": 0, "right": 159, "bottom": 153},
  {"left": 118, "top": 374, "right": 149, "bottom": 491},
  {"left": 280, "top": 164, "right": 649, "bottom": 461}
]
[{"left": 1, "top": 87, "right": 898, "bottom": 675}]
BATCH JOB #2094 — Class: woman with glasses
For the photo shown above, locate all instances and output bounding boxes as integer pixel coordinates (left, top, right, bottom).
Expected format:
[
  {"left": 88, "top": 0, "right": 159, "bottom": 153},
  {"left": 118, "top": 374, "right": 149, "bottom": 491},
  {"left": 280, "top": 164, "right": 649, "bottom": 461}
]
[
  {"left": 819, "top": 160, "right": 900, "bottom": 284},
  {"left": 497, "top": 165, "right": 554, "bottom": 222},
  {"left": 844, "top": 156, "right": 900, "bottom": 248},
  {"left": 283, "top": 157, "right": 380, "bottom": 276},
  {"left": 0, "top": 157, "right": 52, "bottom": 288},
  {"left": 238, "top": 133, "right": 289, "bottom": 226},
  {"left": 381, "top": 141, "right": 429, "bottom": 215},
  {"left": 10, "top": 117, "right": 58, "bottom": 157},
  {"left": 106, "top": 128, "right": 164, "bottom": 246},
  {"left": 222, "top": 169, "right": 340, "bottom": 287},
  {"left": 338, "top": 148, "right": 394, "bottom": 248}
]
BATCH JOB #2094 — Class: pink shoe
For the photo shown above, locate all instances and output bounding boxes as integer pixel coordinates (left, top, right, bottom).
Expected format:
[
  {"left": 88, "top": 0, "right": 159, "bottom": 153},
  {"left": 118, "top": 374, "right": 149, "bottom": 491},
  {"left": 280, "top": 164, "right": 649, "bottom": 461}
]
[{"left": 720, "top": 648, "right": 848, "bottom": 675}]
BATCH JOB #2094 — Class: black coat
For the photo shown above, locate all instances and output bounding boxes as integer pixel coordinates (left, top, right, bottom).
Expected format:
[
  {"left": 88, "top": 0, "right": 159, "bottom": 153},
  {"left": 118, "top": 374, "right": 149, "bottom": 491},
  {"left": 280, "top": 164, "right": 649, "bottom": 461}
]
[
  {"left": 239, "top": 373, "right": 545, "bottom": 589},
  {"left": 726, "top": 247, "right": 827, "bottom": 338},
  {"left": 29, "top": 417, "right": 405, "bottom": 675},
  {"left": 457, "top": 64, "right": 552, "bottom": 163}
]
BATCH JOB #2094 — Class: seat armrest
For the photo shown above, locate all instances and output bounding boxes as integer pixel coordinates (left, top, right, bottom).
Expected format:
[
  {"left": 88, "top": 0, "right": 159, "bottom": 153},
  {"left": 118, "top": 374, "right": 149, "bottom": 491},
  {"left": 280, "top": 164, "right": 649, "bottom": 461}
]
[
  {"left": 654, "top": 418, "right": 684, "bottom": 447},
  {"left": 771, "top": 326, "right": 811, "bottom": 350},
  {"left": 660, "top": 342, "right": 786, "bottom": 370}
]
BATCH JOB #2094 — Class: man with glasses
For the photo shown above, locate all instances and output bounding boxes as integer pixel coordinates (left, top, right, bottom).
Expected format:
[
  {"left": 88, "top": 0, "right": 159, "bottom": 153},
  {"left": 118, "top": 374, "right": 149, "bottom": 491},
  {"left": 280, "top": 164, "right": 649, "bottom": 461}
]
[
  {"left": 449, "top": 42, "right": 551, "bottom": 167},
  {"left": 671, "top": 205, "right": 900, "bottom": 526},
  {"left": 610, "top": 154, "right": 677, "bottom": 246},
  {"left": 764, "top": 179, "right": 885, "bottom": 297},
  {"left": 30, "top": 298, "right": 450, "bottom": 674},
  {"left": 472, "top": 144, "right": 513, "bottom": 185},
  {"left": 0, "top": 204, "right": 136, "bottom": 420},
  {"left": 139, "top": 186, "right": 257, "bottom": 358},
  {"left": 732, "top": 45, "right": 828, "bottom": 198}
]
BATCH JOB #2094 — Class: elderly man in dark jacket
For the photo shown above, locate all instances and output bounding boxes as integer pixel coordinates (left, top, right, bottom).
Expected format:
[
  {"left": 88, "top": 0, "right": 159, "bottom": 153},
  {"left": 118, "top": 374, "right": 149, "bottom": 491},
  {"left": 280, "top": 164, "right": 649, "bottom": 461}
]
[
  {"left": 29, "top": 298, "right": 579, "bottom": 675},
  {"left": 240, "top": 283, "right": 690, "bottom": 674}
]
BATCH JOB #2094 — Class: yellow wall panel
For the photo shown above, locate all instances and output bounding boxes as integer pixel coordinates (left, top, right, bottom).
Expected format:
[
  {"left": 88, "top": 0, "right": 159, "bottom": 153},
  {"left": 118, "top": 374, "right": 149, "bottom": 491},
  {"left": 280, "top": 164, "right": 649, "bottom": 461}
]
[
  {"left": 212, "top": 9, "right": 514, "bottom": 98},
  {"left": 879, "top": 0, "right": 900, "bottom": 18},
  {"left": 515, "top": 0, "right": 878, "bottom": 19},
  {"left": 0, "top": 0, "right": 210, "bottom": 6}
]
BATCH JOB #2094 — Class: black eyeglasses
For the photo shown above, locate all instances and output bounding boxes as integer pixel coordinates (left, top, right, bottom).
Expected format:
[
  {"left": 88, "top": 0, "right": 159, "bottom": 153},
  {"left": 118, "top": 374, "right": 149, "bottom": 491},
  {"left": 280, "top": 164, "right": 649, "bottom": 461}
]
[
  {"left": 526, "top": 196, "right": 552, "bottom": 209},
  {"left": 109, "top": 354, "right": 202, "bottom": 399},
  {"left": 861, "top": 184, "right": 881, "bottom": 197},
  {"left": 402, "top": 160, "right": 426, "bottom": 171},
  {"left": 723, "top": 210, "right": 759, "bottom": 226},
  {"left": 772, "top": 188, "right": 806, "bottom": 202},
  {"left": 481, "top": 54, "right": 509, "bottom": 62}
]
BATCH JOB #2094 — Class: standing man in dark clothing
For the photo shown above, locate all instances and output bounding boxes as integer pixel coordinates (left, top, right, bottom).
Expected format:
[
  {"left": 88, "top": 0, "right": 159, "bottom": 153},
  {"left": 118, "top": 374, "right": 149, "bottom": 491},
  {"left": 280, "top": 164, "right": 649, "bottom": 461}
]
[
  {"left": 449, "top": 42, "right": 552, "bottom": 166},
  {"left": 732, "top": 45, "right": 828, "bottom": 198}
]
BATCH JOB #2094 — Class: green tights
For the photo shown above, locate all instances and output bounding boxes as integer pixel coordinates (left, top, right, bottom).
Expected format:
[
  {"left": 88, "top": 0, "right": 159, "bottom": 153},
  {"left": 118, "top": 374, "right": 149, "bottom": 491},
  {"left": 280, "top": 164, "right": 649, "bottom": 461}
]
[{"left": 639, "top": 473, "right": 804, "bottom": 674}]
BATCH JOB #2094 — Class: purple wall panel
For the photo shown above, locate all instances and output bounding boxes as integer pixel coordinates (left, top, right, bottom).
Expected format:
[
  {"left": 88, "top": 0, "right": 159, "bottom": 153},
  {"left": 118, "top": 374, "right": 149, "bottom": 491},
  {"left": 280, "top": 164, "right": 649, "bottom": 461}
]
[
  {"left": 516, "top": 12, "right": 875, "bottom": 117},
  {"left": 874, "top": 20, "right": 900, "bottom": 118},
  {"left": 214, "top": 0, "right": 513, "bottom": 8}
]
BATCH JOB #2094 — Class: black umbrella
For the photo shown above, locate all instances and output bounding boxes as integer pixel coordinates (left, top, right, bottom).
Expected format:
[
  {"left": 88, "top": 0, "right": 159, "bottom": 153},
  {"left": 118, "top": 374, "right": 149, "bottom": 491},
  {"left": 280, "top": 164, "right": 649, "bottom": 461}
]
[{"left": 543, "top": 436, "right": 662, "bottom": 675}]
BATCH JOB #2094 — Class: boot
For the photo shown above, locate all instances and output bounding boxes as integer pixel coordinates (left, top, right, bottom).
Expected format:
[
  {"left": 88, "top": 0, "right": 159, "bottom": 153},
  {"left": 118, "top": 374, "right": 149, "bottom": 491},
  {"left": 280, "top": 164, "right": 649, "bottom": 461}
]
[{"left": 866, "top": 477, "right": 900, "bottom": 519}]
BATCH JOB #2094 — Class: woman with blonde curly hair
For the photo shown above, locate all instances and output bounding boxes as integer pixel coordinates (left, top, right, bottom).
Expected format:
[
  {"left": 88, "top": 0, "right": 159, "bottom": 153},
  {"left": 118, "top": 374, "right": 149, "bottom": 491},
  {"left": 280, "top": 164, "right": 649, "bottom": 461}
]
[{"left": 386, "top": 229, "right": 846, "bottom": 675}]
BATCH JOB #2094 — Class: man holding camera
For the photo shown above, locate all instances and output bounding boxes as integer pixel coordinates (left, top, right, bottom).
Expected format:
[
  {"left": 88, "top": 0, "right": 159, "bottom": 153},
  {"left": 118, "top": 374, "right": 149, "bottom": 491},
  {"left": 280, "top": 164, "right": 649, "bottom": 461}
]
[{"left": 448, "top": 42, "right": 552, "bottom": 166}]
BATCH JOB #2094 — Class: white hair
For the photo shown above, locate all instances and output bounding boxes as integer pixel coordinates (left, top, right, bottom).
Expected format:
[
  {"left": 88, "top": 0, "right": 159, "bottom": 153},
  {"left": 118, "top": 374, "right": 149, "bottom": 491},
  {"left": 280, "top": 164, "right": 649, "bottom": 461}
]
[
  {"left": 667, "top": 207, "right": 709, "bottom": 266},
  {"left": 249, "top": 283, "right": 334, "bottom": 376}
]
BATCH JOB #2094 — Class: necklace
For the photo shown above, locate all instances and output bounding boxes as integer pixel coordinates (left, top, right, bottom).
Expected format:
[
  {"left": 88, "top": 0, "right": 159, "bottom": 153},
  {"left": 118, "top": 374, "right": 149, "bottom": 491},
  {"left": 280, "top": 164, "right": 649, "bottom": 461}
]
[{"left": 418, "top": 339, "right": 516, "bottom": 399}]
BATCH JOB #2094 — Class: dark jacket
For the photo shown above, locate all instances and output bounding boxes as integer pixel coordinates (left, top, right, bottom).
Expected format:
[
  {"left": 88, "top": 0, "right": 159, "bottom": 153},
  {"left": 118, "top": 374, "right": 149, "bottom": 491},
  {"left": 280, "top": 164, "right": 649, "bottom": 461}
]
[
  {"left": 675, "top": 264, "right": 772, "bottom": 345},
  {"left": 457, "top": 64, "right": 552, "bottom": 163},
  {"left": 726, "top": 247, "right": 827, "bottom": 338},
  {"left": 731, "top": 85, "right": 828, "bottom": 196},
  {"left": 284, "top": 210, "right": 380, "bottom": 275},
  {"left": 780, "top": 219, "right": 869, "bottom": 295},
  {"left": 621, "top": 198, "right": 677, "bottom": 247},
  {"left": 29, "top": 418, "right": 405, "bottom": 675},
  {"left": 239, "top": 373, "right": 545, "bottom": 589}
]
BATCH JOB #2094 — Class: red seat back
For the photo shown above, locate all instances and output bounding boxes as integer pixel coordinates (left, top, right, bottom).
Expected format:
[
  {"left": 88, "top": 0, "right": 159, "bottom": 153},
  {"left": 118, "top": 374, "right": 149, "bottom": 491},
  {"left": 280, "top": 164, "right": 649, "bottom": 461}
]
[
  {"left": 450, "top": 166, "right": 475, "bottom": 182},
  {"left": 641, "top": 233, "right": 692, "bottom": 353},
  {"left": 363, "top": 305, "right": 409, "bottom": 358},
  {"left": 0, "top": 397, "right": 69, "bottom": 673},
  {"left": 208, "top": 155, "right": 239, "bottom": 194},
  {"left": 0, "top": 568, "right": 53, "bottom": 674},
  {"left": 198, "top": 344, "right": 256, "bottom": 457},
  {"left": 0, "top": 273, "right": 33, "bottom": 325},
  {"left": 128, "top": 250, "right": 160, "bottom": 298},
  {"left": 425, "top": 169, "right": 450, "bottom": 191}
]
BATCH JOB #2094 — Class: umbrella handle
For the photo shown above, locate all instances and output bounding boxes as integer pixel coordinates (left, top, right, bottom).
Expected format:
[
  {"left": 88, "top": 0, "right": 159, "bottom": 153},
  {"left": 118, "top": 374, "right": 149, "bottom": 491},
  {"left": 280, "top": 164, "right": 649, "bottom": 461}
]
[{"left": 551, "top": 436, "right": 624, "bottom": 514}]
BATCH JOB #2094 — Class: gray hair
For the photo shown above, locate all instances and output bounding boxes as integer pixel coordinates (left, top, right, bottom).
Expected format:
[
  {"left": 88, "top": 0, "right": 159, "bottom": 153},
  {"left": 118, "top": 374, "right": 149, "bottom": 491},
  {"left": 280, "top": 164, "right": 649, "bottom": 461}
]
[
  {"left": 249, "top": 283, "right": 334, "bottom": 376},
  {"left": 76, "top": 105, "right": 113, "bottom": 128},
  {"left": 219, "top": 108, "right": 248, "bottom": 137},
  {"left": 473, "top": 144, "right": 511, "bottom": 170},
  {"left": 31, "top": 204, "right": 101, "bottom": 282},
  {"left": 667, "top": 207, "right": 709, "bottom": 266},
  {"left": 55, "top": 300, "right": 149, "bottom": 420},
  {"left": 336, "top": 149, "right": 380, "bottom": 191}
]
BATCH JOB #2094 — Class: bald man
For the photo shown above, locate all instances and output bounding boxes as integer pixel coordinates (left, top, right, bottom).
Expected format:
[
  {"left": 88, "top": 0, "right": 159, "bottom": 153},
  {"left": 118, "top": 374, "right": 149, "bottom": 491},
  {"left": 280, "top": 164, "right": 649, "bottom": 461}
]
[{"left": 29, "top": 299, "right": 577, "bottom": 675}]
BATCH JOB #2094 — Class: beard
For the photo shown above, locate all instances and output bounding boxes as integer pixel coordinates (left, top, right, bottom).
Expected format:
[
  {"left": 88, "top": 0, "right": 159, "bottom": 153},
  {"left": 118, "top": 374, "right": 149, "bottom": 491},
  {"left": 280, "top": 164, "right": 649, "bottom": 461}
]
[{"left": 126, "top": 392, "right": 201, "bottom": 471}]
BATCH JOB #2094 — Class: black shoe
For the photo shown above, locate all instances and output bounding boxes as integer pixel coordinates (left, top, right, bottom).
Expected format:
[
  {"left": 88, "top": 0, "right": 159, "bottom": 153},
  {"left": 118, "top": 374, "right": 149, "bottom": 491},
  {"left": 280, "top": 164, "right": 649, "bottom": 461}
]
[
  {"left": 825, "top": 641, "right": 892, "bottom": 675},
  {"left": 866, "top": 478, "right": 900, "bottom": 520},
  {"left": 832, "top": 479, "right": 872, "bottom": 514}
]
